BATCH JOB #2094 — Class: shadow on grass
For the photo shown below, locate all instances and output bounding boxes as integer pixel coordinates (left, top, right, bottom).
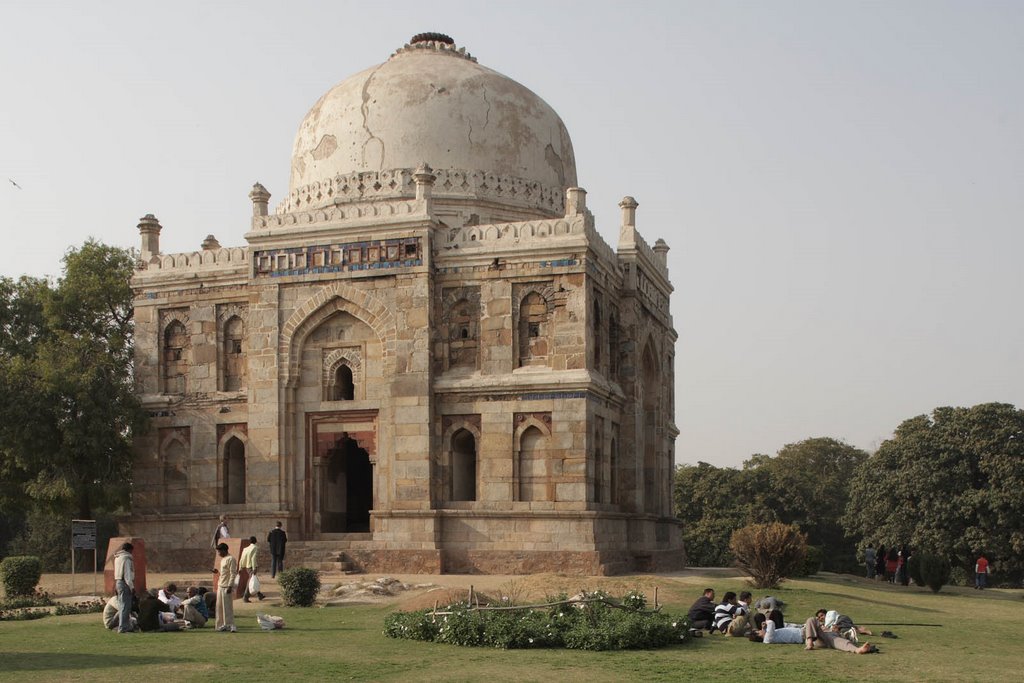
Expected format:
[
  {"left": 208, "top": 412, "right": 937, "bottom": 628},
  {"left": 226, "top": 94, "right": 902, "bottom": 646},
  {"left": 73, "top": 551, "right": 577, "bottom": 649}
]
[
  {"left": 4, "top": 652, "right": 179, "bottom": 672},
  {"left": 788, "top": 585, "right": 943, "bottom": 614}
]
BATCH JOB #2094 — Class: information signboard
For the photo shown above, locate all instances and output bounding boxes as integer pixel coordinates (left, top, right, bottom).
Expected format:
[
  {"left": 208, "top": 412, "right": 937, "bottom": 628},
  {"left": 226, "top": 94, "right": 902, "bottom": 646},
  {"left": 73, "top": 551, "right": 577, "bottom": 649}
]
[{"left": 72, "top": 519, "right": 97, "bottom": 550}]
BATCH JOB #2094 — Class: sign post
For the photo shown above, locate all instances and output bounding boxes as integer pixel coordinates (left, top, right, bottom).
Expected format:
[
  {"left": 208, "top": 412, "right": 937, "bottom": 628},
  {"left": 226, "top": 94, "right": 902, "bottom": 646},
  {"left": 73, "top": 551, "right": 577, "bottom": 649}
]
[{"left": 71, "top": 519, "right": 97, "bottom": 594}]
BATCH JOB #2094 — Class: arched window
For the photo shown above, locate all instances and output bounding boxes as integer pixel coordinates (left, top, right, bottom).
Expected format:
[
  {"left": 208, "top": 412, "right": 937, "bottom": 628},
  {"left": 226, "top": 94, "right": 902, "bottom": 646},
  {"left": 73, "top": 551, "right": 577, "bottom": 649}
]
[
  {"left": 163, "top": 320, "right": 188, "bottom": 394},
  {"left": 448, "top": 300, "right": 479, "bottom": 368},
  {"left": 642, "top": 344, "right": 659, "bottom": 514},
  {"left": 518, "top": 426, "right": 549, "bottom": 502},
  {"left": 222, "top": 316, "right": 245, "bottom": 391},
  {"left": 333, "top": 364, "right": 355, "bottom": 401},
  {"left": 609, "top": 312, "right": 620, "bottom": 379},
  {"left": 609, "top": 437, "right": 619, "bottom": 506},
  {"left": 518, "top": 292, "right": 549, "bottom": 367},
  {"left": 163, "top": 440, "right": 188, "bottom": 507},
  {"left": 451, "top": 429, "right": 477, "bottom": 501},
  {"left": 224, "top": 436, "right": 246, "bottom": 504}
]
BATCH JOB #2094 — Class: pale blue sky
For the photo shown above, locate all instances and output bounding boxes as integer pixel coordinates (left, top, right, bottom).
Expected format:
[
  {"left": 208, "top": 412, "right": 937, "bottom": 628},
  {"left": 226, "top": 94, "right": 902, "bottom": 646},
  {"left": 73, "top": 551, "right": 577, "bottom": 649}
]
[{"left": 3, "top": 1, "right": 1022, "bottom": 467}]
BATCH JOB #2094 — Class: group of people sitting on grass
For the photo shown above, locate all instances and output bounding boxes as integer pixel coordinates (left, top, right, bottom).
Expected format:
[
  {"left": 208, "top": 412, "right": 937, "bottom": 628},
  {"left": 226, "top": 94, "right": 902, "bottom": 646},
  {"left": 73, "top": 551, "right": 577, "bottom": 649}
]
[
  {"left": 687, "top": 588, "right": 879, "bottom": 654},
  {"left": 103, "top": 582, "right": 215, "bottom": 632}
]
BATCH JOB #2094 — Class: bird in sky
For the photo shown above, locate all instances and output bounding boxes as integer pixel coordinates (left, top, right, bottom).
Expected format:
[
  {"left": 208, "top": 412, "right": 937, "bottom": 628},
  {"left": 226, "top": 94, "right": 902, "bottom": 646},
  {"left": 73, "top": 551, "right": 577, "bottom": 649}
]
[{"left": 8, "top": 178, "right": 22, "bottom": 189}]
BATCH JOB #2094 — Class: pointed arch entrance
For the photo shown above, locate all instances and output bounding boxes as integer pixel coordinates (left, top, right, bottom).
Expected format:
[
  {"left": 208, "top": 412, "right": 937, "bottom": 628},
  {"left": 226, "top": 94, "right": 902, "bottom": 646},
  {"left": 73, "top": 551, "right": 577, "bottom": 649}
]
[{"left": 307, "top": 410, "right": 378, "bottom": 536}]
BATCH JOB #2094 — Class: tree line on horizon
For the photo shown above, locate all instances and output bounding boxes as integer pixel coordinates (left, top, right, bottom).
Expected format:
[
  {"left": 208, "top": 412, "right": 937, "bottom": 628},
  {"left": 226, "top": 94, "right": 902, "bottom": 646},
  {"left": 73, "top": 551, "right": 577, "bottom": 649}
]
[{"left": 675, "top": 404, "right": 1024, "bottom": 585}]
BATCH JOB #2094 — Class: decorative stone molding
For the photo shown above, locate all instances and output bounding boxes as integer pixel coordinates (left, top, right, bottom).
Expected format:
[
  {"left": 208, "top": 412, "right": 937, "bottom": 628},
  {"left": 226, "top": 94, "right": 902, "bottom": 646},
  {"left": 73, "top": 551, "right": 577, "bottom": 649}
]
[
  {"left": 216, "top": 303, "right": 248, "bottom": 325},
  {"left": 322, "top": 347, "right": 363, "bottom": 400},
  {"left": 141, "top": 247, "right": 249, "bottom": 273},
  {"left": 276, "top": 168, "right": 564, "bottom": 216},
  {"left": 253, "top": 237, "right": 422, "bottom": 278},
  {"left": 442, "top": 414, "right": 482, "bottom": 436},
  {"left": 512, "top": 282, "right": 557, "bottom": 312},
  {"left": 280, "top": 282, "right": 397, "bottom": 387},
  {"left": 159, "top": 308, "right": 190, "bottom": 331}
]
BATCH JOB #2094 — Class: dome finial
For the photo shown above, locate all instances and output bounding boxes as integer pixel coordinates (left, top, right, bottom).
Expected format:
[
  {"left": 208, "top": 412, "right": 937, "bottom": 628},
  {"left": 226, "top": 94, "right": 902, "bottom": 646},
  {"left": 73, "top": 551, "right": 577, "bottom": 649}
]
[{"left": 410, "top": 32, "right": 454, "bottom": 45}]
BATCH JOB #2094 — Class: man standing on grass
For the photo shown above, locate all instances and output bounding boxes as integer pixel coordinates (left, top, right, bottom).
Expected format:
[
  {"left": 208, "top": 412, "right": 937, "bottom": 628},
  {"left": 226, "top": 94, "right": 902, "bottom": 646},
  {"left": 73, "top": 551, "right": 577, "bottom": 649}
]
[
  {"left": 975, "top": 553, "right": 990, "bottom": 589},
  {"left": 268, "top": 521, "right": 287, "bottom": 578},
  {"left": 113, "top": 542, "right": 135, "bottom": 634},
  {"left": 864, "top": 544, "right": 876, "bottom": 579},
  {"left": 214, "top": 543, "right": 237, "bottom": 632}
]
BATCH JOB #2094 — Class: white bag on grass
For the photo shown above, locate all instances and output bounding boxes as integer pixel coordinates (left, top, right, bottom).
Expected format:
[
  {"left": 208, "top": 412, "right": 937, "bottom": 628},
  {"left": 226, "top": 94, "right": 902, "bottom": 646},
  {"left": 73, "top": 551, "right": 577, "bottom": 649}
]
[{"left": 257, "top": 614, "right": 285, "bottom": 630}]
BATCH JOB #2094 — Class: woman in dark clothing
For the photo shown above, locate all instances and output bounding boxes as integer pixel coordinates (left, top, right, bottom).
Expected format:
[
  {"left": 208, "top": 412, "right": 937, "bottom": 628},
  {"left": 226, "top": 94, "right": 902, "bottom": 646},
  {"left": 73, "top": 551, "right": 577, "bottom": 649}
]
[{"left": 875, "top": 545, "right": 887, "bottom": 581}]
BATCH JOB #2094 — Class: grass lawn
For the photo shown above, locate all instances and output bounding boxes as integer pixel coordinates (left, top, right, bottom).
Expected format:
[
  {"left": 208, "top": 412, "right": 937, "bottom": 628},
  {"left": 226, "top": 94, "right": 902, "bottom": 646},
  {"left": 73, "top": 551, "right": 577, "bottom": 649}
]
[{"left": 1, "top": 572, "right": 1020, "bottom": 682}]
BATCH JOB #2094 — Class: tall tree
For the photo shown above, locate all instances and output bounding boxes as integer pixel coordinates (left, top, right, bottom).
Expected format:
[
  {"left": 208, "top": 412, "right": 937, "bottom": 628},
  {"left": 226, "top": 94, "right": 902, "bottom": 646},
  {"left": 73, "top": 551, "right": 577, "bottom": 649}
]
[
  {"left": 757, "top": 437, "right": 869, "bottom": 571},
  {"left": 844, "top": 403, "right": 1024, "bottom": 581},
  {"left": 674, "top": 437, "right": 867, "bottom": 571},
  {"left": 673, "top": 461, "right": 775, "bottom": 566},
  {"left": 0, "top": 241, "right": 145, "bottom": 526}
]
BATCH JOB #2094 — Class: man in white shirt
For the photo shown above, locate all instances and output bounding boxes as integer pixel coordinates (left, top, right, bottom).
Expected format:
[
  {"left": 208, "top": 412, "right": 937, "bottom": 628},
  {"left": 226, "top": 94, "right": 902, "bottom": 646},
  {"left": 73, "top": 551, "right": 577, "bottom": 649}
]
[
  {"left": 112, "top": 542, "right": 135, "bottom": 634},
  {"left": 157, "top": 583, "right": 182, "bottom": 613}
]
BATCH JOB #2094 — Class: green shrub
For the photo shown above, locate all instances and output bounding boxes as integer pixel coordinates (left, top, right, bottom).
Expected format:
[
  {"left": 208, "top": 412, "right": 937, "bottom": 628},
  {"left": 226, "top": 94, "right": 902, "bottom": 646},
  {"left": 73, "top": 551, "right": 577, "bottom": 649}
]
[
  {"left": 0, "top": 593, "right": 53, "bottom": 610},
  {"left": 0, "top": 556, "right": 43, "bottom": 597},
  {"left": 277, "top": 567, "right": 321, "bottom": 606},
  {"left": 793, "top": 545, "right": 823, "bottom": 577},
  {"left": 384, "top": 591, "right": 689, "bottom": 651},
  {"left": 621, "top": 589, "right": 647, "bottom": 611},
  {"left": 908, "top": 554, "right": 924, "bottom": 587},
  {"left": 729, "top": 523, "right": 807, "bottom": 588},
  {"left": 54, "top": 598, "right": 104, "bottom": 616},
  {"left": 917, "top": 552, "right": 952, "bottom": 593}
]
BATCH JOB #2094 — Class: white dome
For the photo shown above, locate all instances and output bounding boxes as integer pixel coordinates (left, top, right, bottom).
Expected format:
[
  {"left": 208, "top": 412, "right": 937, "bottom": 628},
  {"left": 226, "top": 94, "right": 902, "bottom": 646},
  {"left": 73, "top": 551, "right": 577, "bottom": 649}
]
[{"left": 285, "top": 35, "right": 577, "bottom": 214}]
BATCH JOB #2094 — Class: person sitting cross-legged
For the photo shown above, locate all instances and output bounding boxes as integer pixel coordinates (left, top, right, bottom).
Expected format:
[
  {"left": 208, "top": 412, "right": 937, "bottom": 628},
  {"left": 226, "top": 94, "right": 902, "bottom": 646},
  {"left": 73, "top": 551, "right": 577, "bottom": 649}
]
[
  {"left": 687, "top": 588, "right": 716, "bottom": 632},
  {"left": 714, "top": 591, "right": 749, "bottom": 636}
]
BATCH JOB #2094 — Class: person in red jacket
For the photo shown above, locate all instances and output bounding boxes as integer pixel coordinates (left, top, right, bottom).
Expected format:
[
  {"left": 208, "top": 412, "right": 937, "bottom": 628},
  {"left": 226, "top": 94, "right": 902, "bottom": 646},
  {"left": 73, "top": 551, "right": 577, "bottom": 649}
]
[{"left": 975, "top": 553, "right": 990, "bottom": 589}]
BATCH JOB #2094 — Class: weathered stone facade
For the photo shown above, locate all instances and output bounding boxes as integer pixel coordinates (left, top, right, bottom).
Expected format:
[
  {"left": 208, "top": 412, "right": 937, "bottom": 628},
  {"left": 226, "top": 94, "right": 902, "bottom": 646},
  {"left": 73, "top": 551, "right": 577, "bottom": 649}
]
[{"left": 123, "top": 34, "right": 683, "bottom": 574}]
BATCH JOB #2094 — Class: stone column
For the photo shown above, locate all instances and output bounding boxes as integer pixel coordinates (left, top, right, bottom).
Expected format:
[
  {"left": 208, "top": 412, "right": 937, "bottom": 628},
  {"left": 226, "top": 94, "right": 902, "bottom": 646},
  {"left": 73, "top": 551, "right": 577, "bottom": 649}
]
[
  {"left": 619, "top": 196, "right": 638, "bottom": 228},
  {"left": 565, "top": 187, "right": 587, "bottom": 216},
  {"left": 653, "top": 238, "right": 669, "bottom": 268},
  {"left": 138, "top": 214, "right": 162, "bottom": 261},
  {"left": 249, "top": 183, "right": 271, "bottom": 217},
  {"left": 413, "top": 163, "right": 436, "bottom": 215}
]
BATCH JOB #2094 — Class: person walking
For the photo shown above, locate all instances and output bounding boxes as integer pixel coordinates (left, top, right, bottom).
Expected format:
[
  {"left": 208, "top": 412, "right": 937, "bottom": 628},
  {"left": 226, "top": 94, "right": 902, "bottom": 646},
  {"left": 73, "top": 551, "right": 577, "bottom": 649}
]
[
  {"left": 213, "top": 543, "right": 237, "bottom": 632},
  {"left": 211, "top": 515, "right": 230, "bottom": 548},
  {"left": 975, "top": 553, "right": 990, "bottom": 589},
  {"left": 240, "top": 536, "right": 265, "bottom": 602},
  {"left": 267, "top": 521, "right": 287, "bottom": 578},
  {"left": 864, "top": 544, "right": 876, "bottom": 580},
  {"left": 113, "top": 542, "right": 135, "bottom": 634}
]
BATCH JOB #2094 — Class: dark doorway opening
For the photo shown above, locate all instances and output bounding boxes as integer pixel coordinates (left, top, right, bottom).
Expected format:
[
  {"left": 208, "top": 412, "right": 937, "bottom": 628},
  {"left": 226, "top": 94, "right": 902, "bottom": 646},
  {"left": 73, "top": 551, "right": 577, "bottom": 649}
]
[{"left": 323, "top": 432, "right": 373, "bottom": 532}]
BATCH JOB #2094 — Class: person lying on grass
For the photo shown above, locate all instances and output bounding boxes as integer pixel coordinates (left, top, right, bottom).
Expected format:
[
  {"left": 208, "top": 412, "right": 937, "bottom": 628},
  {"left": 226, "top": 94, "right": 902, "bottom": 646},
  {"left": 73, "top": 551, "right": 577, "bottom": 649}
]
[
  {"left": 805, "top": 611, "right": 877, "bottom": 654},
  {"left": 821, "top": 609, "right": 873, "bottom": 640},
  {"left": 748, "top": 611, "right": 804, "bottom": 644}
]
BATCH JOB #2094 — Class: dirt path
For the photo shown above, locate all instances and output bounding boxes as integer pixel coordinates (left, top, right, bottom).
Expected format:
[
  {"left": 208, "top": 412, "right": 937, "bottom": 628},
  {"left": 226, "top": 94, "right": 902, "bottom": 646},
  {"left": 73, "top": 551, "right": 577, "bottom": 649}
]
[{"left": 37, "top": 567, "right": 743, "bottom": 608}]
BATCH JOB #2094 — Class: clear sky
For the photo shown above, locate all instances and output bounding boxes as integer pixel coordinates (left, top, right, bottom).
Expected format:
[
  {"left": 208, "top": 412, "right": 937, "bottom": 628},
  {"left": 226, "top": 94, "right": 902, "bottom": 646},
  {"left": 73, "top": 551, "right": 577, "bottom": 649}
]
[{"left": 2, "top": 1, "right": 1022, "bottom": 468}]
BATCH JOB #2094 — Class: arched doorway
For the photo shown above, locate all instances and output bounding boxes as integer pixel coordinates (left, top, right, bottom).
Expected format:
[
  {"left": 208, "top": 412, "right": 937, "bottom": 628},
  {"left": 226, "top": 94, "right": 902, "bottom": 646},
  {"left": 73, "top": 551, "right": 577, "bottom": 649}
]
[
  {"left": 323, "top": 432, "right": 373, "bottom": 532},
  {"left": 224, "top": 436, "right": 246, "bottom": 504}
]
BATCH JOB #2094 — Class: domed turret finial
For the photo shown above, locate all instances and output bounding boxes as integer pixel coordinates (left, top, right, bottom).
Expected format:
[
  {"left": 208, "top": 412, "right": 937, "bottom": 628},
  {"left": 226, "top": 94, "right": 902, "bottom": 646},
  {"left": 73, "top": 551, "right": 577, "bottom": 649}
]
[
  {"left": 138, "top": 213, "right": 162, "bottom": 259},
  {"left": 249, "top": 182, "right": 271, "bottom": 217},
  {"left": 410, "top": 32, "right": 454, "bottom": 45}
]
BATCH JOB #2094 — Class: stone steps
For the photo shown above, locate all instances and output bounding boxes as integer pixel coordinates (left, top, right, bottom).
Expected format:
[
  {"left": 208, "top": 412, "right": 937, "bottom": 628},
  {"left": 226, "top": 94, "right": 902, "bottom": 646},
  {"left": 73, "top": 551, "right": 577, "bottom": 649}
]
[{"left": 287, "top": 537, "right": 374, "bottom": 574}]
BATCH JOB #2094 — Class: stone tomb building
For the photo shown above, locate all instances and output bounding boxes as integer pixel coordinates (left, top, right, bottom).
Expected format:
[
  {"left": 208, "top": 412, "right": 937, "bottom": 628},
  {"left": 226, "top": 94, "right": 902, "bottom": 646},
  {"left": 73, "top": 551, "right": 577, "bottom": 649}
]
[{"left": 124, "top": 34, "right": 683, "bottom": 574}]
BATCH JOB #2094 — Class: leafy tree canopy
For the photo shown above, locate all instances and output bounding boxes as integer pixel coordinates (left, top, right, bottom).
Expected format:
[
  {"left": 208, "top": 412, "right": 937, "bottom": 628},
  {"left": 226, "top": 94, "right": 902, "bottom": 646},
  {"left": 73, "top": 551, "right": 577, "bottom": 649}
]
[
  {"left": 675, "top": 437, "right": 868, "bottom": 570},
  {"left": 0, "top": 241, "right": 145, "bottom": 532},
  {"left": 844, "top": 403, "right": 1024, "bottom": 580}
]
